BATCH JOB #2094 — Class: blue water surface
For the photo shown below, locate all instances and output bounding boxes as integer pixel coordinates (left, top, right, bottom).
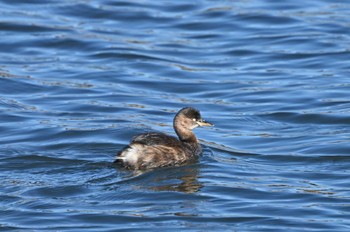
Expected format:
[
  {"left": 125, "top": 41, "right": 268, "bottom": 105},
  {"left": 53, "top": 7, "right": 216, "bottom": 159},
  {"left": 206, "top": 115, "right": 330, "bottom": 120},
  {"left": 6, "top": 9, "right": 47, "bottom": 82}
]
[{"left": 0, "top": 0, "right": 350, "bottom": 231}]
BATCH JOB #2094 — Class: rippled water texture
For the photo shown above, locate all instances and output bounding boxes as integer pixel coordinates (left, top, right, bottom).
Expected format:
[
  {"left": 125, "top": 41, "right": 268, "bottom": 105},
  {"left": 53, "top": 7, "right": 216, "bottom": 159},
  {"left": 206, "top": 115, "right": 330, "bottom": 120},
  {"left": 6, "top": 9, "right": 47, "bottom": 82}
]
[{"left": 1, "top": 0, "right": 350, "bottom": 231}]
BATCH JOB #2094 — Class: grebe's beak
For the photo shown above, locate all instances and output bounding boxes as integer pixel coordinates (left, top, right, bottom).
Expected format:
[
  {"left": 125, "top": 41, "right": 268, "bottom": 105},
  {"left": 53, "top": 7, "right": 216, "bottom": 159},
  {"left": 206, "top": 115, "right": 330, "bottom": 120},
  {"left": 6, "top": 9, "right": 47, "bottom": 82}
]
[{"left": 197, "top": 119, "right": 214, "bottom": 127}]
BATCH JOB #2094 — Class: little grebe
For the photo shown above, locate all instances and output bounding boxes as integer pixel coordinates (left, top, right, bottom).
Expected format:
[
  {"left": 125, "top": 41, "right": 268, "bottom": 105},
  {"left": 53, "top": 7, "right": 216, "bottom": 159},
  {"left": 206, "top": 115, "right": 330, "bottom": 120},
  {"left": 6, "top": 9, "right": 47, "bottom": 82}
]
[{"left": 114, "top": 107, "right": 213, "bottom": 170}]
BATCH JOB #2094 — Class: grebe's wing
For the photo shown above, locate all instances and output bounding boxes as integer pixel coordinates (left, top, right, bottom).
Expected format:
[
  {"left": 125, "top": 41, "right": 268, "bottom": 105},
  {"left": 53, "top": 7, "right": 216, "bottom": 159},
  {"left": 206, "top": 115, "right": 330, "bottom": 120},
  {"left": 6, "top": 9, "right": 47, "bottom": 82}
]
[{"left": 131, "top": 132, "right": 181, "bottom": 147}]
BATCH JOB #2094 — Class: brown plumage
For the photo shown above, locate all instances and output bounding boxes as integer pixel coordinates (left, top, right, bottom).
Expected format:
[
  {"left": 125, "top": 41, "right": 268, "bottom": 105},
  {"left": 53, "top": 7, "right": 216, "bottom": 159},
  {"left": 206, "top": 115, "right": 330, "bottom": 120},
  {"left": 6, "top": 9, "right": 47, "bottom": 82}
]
[{"left": 114, "top": 107, "right": 213, "bottom": 170}]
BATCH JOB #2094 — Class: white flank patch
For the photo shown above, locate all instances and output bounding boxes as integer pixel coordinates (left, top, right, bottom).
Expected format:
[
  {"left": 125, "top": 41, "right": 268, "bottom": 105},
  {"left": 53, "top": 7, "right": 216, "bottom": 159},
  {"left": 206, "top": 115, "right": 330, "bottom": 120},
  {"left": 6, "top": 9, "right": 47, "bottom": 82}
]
[{"left": 118, "top": 144, "right": 142, "bottom": 165}]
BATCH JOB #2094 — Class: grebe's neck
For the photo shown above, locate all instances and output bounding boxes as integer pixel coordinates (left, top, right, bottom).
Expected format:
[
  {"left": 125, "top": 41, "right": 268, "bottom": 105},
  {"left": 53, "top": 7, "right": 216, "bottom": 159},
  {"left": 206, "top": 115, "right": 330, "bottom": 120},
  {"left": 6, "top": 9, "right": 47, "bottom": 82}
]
[
  {"left": 173, "top": 115, "right": 198, "bottom": 143},
  {"left": 175, "top": 126, "right": 197, "bottom": 143}
]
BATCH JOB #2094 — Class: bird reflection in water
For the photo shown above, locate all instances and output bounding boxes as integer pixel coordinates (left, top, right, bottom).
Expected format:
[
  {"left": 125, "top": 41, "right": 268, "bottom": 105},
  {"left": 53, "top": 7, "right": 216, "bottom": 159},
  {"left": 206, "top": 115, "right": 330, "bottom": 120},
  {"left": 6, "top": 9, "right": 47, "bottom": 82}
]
[
  {"left": 148, "top": 166, "right": 202, "bottom": 193},
  {"left": 116, "top": 164, "right": 203, "bottom": 194}
]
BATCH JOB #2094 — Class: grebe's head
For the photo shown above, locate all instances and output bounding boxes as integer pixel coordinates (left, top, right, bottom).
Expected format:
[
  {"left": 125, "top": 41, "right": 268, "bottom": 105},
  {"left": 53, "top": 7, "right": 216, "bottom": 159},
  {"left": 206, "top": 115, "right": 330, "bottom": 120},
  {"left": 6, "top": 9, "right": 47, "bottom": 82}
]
[{"left": 174, "top": 107, "right": 213, "bottom": 130}]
